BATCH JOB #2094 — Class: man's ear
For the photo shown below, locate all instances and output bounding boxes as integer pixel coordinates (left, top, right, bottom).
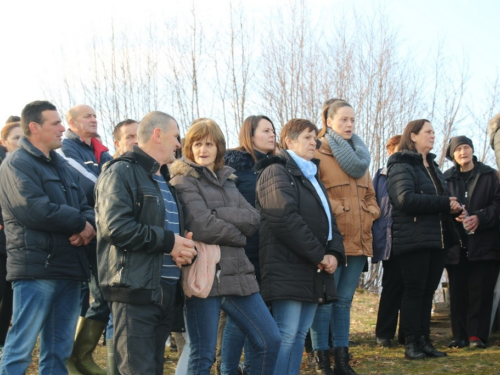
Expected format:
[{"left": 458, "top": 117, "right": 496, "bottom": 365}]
[
  {"left": 152, "top": 128, "right": 162, "bottom": 143},
  {"left": 28, "top": 122, "right": 40, "bottom": 135}
]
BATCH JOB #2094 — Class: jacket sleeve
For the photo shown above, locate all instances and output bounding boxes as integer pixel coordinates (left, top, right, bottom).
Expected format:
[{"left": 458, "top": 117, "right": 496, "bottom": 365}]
[
  {"left": 387, "top": 162, "right": 450, "bottom": 215},
  {"left": 95, "top": 165, "right": 173, "bottom": 254},
  {"left": 365, "top": 171, "right": 381, "bottom": 219},
  {"left": 170, "top": 175, "right": 248, "bottom": 247},
  {"left": 0, "top": 158, "right": 87, "bottom": 235},
  {"left": 473, "top": 172, "right": 500, "bottom": 231},
  {"left": 212, "top": 187, "right": 259, "bottom": 238},
  {"left": 327, "top": 217, "right": 345, "bottom": 265},
  {"left": 257, "top": 164, "right": 327, "bottom": 266}
]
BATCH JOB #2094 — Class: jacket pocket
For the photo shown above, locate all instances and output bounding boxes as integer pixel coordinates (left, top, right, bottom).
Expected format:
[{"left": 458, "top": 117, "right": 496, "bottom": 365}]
[
  {"left": 137, "top": 194, "right": 161, "bottom": 225},
  {"left": 360, "top": 200, "right": 375, "bottom": 239},
  {"left": 334, "top": 199, "right": 350, "bottom": 237}
]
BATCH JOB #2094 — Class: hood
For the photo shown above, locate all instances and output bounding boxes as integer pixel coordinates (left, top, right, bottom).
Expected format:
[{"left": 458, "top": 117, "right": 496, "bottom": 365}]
[
  {"left": 387, "top": 150, "right": 437, "bottom": 168},
  {"left": 224, "top": 149, "right": 255, "bottom": 170},
  {"left": 169, "top": 158, "right": 236, "bottom": 184}
]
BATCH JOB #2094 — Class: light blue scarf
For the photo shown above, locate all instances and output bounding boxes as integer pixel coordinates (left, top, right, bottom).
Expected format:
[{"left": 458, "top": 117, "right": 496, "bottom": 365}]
[{"left": 287, "top": 150, "right": 332, "bottom": 240}]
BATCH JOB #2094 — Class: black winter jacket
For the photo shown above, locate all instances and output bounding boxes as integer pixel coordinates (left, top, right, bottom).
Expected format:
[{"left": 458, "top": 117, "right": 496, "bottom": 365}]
[
  {"left": 444, "top": 159, "right": 500, "bottom": 264},
  {"left": 0, "top": 137, "right": 95, "bottom": 281},
  {"left": 387, "top": 151, "right": 456, "bottom": 255},
  {"left": 224, "top": 149, "right": 270, "bottom": 282},
  {"left": 256, "top": 152, "right": 345, "bottom": 304},
  {"left": 95, "top": 146, "right": 183, "bottom": 305}
]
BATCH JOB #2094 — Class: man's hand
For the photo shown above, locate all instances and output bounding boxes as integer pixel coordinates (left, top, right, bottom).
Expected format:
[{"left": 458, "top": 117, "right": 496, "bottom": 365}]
[
  {"left": 69, "top": 221, "right": 95, "bottom": 246},
  {"left": 171, "top": 232, "right": 197, "bottom": 268},
  {"left": 317, "top": 254, "right": 338, "bottom": 274},
  {"left": 449, "top": 197, "right": 462, "bottom": 214},
  {"left": 463, "top": 215, "right": 479, "bottom": 233}
]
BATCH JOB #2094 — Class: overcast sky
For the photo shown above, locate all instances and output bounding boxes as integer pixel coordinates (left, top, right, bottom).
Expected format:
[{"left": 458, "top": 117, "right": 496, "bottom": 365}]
[{"left": 1, "top": 0, "right": 498, "bottom": 131}]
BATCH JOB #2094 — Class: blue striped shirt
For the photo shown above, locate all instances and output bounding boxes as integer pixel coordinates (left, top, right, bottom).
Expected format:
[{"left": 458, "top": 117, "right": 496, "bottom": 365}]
[{"left": 153, "top": 174, "right": 181, "bottom": 284}]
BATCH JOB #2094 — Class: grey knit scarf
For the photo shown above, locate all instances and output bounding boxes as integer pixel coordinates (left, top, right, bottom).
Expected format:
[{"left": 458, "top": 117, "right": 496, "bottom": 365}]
[{"left": 325, "top": 128, "right": 371, "bottom": 178}]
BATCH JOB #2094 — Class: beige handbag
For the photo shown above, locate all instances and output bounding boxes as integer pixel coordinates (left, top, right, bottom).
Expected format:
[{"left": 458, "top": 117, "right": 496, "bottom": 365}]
[{"left": 182, "top": 241, "right": 221, "bottom": 298}]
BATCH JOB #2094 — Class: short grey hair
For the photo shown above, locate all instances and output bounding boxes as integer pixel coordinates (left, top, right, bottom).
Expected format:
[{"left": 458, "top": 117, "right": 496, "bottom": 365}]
[{"left": 137, "top": 111, "right": 177, "bottom": 144}]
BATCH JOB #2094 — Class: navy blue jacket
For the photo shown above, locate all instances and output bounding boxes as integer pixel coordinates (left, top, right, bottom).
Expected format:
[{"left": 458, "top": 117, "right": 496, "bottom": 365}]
[
  {"left": 61, "top": 129, "right": 113, "bottom": 206},
  {"left": 0, "top": 137, "right": 95, "bottom": 281},
  {"left": 224, "top": 149, "right": 269, "bottom": 282},
  {"left": 372, "top": 167, "right": 393, "bottom": 263}
]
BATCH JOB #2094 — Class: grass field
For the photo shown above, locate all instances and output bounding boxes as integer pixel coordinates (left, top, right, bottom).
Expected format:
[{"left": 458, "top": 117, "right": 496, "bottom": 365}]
[{"left": 20, "top": 290, "right": 500, "bottom": 374}]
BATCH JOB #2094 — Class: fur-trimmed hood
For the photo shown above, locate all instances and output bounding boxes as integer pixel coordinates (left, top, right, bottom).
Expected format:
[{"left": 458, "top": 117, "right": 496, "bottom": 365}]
[
  {"left": 169, "top": 158, "right": 237, "bottom": 184},
  {"left": 387, "top": 150, "right": 438, "bottom": 168},
  {"left": 224, "top": 149, "right": 255, "bottom": 170}
]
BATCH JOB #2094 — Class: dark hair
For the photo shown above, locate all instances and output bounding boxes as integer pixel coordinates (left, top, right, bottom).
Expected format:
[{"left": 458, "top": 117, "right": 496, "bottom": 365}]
[
  {"left": 279, "top": 119, "right": 319, "bottom": 149},
  {"left": 386, "top": 135, "right": 402, "bottom": 154},
  {"left": 5, "top": 116, "right": 20, "bottom": 124},
  {"left": 183, "top": 118, "right": 226, "bottom": 171},
  {"left": 235, "top": 115, "right": 276, "bottom": 161},
  {"left": 21, "top": 101, "right": 57, "bottom": 136},
  {"left": 113, "top": 119, "right": 138, "bottom": 141},
  {"left": 318, "top": 100, "right": 352, "bottom": 138},
  {"left": 399, "top": 119, "right": 431, "bottom": 152}
]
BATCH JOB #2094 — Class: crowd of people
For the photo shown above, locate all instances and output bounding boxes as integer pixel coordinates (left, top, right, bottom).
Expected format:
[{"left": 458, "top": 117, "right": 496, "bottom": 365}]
[{"left": 0, "top": 99, "right": 499, "bottom": 375}]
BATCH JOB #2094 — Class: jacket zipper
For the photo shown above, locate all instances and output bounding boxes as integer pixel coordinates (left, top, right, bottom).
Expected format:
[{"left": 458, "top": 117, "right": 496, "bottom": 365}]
[{"left": 424, "top": 166, "right": 445, "bottom": 249}]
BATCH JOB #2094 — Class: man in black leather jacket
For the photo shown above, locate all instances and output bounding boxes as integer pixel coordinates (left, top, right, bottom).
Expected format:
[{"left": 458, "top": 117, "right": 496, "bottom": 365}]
[{"left": 95, "top": 111, "right": 197, "bottom": 375}]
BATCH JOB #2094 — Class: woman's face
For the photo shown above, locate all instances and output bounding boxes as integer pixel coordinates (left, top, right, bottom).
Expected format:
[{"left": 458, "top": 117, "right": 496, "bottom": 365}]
[
  {"left": 453, "top": 144, "right": 473, "bottom": 168},
  {"left": 252, "top": 119, "right": 275, "bottom": 154},
  {"left": 287, "top": 128, "right": 317, "bottom": 161},
  {"left": 327, "top": 106, "right": 355, "bottom": 140},
  {"left": 411, "top": 122, "right": 434, "bottom": 155},
  {"left": 2, "top": 126, "right": 23, "bottom": 153},
  {"left": 192, "top": 136, "right": 218, "bottom": 171}
]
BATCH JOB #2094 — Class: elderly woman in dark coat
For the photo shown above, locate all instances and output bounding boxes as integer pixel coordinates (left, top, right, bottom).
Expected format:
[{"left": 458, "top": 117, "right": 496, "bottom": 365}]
[
  {"left": 256, "top": 118, "right": 345, "bottom": 375},
  {"left": 387, "top": 119, "right": 462, "bottom": 360},
  {"left": 170, "top": 118, "right": 281, "bottom": 375},
  {"left": 444, "top": 136, "right": 500, "bottom": 349}
]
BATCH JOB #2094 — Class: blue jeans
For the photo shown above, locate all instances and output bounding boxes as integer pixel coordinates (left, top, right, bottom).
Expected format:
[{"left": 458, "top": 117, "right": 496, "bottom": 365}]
[
  {"left": 310, "top": 255, "right": 366, "bottom": 349},
  {"left": 0, "top": 279, "right": 81, "bottom": 375},
  {"left": 186, "top": 293, "right": 281, "bottom": 375},
  {"left": 272, "top": 300, "right": 317, "bottom": 375},
  {"left": 222, "top": 316, "right": 253, "bottom": 374}
]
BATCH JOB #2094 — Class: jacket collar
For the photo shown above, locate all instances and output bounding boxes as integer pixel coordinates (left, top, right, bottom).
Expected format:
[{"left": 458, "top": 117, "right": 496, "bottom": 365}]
[
  {"left": 318, "top": 138, "right": 333, "bottom": 156},
  {"left": 18, "top": 136, "right": 65, "bottom": 166},
  {"left": 444, "top": 156, "right": 493, "bottom": 179},
  {"left": 255, "top": 150, "right": 319, "bottom": 177},
  {"left": 106, "top": 145, "right": 170, "bottom": 180},
  {"left": 169, "top": 158, "right": 236, "bottom": 185}
]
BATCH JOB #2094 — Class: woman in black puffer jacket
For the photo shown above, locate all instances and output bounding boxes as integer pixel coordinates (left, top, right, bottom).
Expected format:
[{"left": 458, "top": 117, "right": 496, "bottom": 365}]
[
  {"left": 387, "top": 119, "right": 461, "bottom": 360},
  {"left": 221, "top": 115, "right": 276, "bottom": 374}
]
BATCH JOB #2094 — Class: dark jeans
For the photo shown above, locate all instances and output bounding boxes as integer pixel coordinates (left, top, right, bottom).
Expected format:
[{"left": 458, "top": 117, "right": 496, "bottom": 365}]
[
  {"left": 85, "top": 247, "right": 110, "bottom": 323},
  {"left": 0, "top": 255, "right": 13, "bottom": 346},
  {"left": 375, "top": 255, "right": 404, "bottom": 340},
  {"left": 398, "top": 248, "right": 446, "bottom": 337},
  {"left": 111, "top": 282, "right": 179, "bottom": 375},
  {"left": 446, "top": 252, "right": 500, "bottom": 342}
]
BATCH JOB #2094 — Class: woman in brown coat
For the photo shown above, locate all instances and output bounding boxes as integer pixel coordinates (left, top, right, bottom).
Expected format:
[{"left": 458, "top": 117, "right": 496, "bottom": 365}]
[{"left": 310, "top": 100, "right": 380, "bottom": 375}]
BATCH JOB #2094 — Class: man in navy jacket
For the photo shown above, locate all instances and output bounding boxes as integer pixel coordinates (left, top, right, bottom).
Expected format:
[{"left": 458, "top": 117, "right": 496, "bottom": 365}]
[{"left": 0, "top": 100, "right": 95, "bottom": 374}]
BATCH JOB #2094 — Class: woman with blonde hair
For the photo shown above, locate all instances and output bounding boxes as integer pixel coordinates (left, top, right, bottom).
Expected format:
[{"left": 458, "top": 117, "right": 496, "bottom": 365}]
[
  {"left": 170, "top": 118, "right": 280, "bottom": 375},
  {"left": 310, "top": 100, "right": 380, "bottom": 375}
]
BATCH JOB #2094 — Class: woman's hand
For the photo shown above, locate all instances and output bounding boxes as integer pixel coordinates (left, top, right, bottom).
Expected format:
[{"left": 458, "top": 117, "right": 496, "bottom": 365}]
[
  {"left": 449, "top": 197, "right": 462, "bottom": 214},
  {"left": 317, "top": 255, "right": 338, "bottom": 274}
]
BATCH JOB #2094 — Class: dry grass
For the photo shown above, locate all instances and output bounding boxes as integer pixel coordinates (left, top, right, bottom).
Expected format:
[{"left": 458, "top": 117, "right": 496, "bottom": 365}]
[{"left": 21, "top": 290, "right": 500, "bottom": 374}]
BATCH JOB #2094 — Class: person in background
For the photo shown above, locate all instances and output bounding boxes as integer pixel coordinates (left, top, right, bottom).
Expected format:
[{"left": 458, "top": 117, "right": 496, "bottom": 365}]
[
  {"left": 310, "top": 100, "right": 380, "bottom": 375},
  {"left": 61, "top": 104, "right": 113, "bottom": 375},
  {"left": 0, "top": 100, "right": 95, "bottom": 374},
  {"left": 373, "top": 135, "right": 404, "bottom": 348},
  {"left": 487, "top": 112, "right": 500, "bottom": 170},
  {"left": 387, "top": 119, "right": 461, "bottom": 360},
  {"left": 221, "top": 115, "right": 276, "bottom": 375},
  {"left": 113, "top": 119, "right": 139, "bottom": 157},
  {"left": 256, "top": 118, "right": 344, "bottom": 375},
  {"left": 444, "top": 136, "right": 500, "bottom": 349},
  {"left": 0, "top": 121, "right": 23, "bottom": 360},
  {"left": 170, "top": 118, "right": 281, "bottom": 375}
]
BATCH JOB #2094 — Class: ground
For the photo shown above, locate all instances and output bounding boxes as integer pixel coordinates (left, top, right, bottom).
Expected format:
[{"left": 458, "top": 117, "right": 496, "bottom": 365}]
[{"left": 21, "top": 290, "right": 500, "bottom": 374}]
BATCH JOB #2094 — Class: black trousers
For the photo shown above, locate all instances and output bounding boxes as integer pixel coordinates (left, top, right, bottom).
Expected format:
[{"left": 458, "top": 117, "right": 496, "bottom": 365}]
[
  {"left": 446, "top": 251, "right": 500, "bottom": 342},
  {"left": 111, "top": 281, "right": 178, "bottom": 375},
  {"left": 398, "top": 248, "right": 446, "bottom": 337},
  {"left": 85, "top": 246, "right": 110, "bottom": 323},
  {"left": 0, "top": 255, "right": 13, "bottom": 346},
  {"left": 375, "top": 255, "right": 404, "bottom": 340}
]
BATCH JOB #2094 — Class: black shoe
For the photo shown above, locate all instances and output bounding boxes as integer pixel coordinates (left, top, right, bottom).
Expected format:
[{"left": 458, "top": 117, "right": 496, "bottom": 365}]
[
  {"left": 470, "top": 339, "right": 487, "bottom": 349},
  {"left": 315, "top": 350, "right": 334, "bottom": 375},
  {"left": 404, "top": 335, "right": 426, "bottom": 360},
  {"left": 448, "top": 339, "right": 469, "bottom": 348},
  {"left": 420, "top": 335, "right": 447, "bottom": 357},
  {"left": 332, "top": 347, "right": 357, "bottom": 375},
  {"left": 376, "top": 337, "right": 392, "bottom": 348}
]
